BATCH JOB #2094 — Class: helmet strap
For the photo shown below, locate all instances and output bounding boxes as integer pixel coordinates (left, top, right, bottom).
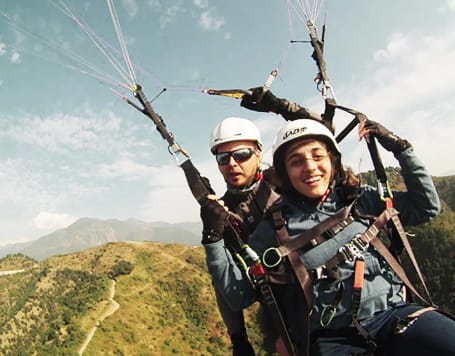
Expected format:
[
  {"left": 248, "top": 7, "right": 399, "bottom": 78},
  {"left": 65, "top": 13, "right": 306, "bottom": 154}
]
[{"left": 227, "top": 168, "right": 263, "bottom": 195}]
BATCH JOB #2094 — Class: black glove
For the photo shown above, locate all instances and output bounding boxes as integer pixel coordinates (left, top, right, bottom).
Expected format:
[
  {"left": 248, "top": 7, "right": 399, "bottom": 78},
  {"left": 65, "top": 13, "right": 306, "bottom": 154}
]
[
  {"left": 241, "top": 87, "right": 320, "bottom": 121},
  {"left": 240, "top": 87, "right": 282, "bottom": 113},
  {"left": 363, "top": 120, "right": 412, "bottom": 154},
  {"left": 200, "top": 199, "right": 229, "bottom": 244}
]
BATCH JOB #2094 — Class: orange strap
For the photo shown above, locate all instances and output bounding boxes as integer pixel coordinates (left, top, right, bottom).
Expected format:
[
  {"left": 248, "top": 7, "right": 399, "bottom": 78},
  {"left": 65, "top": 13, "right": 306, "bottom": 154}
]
[
  {"left": 384, "top": 196, "right": 393, "bottom": 209},
  {"left": 353, "top": 258, "right": 365, "bottom": 290}
]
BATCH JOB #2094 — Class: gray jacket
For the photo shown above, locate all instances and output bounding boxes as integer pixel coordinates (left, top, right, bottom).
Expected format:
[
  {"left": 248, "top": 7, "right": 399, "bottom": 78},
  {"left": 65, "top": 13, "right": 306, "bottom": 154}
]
[{"left": 204, "top": 148, "right": 440, "bottom": 346}]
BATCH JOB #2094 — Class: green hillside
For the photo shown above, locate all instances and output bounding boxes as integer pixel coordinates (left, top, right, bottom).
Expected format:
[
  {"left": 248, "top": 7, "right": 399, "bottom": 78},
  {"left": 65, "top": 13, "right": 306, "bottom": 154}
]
[{"left": 0, "top": 242, "right": 269, "bottom": 355}]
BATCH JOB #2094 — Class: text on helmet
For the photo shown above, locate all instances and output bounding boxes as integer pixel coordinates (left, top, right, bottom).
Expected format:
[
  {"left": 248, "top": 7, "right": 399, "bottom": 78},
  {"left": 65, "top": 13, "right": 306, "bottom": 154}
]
[{"left": 283, "top": 127, "right": 307, "bottom": 140}]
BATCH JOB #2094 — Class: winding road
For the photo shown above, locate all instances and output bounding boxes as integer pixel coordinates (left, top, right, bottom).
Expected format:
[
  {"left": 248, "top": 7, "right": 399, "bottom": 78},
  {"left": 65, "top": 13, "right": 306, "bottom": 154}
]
[{"left": 78, "top": 279, "right": 119, "bottom": 355}]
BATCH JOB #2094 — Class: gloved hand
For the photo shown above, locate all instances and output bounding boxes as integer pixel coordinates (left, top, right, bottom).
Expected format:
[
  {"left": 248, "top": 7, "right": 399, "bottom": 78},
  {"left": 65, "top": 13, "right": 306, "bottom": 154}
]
[
  {"left": 200, "top": 198, "right": 229, "bottom": 244},
  {"left": 240, "top": 87, "right": 282, "bottom": 113},
  {"left": 360, "top": 120, "right": 412, "bottom": 154},
  {"left": 241, "top": 87, "right": 321, "bottom": 121}
]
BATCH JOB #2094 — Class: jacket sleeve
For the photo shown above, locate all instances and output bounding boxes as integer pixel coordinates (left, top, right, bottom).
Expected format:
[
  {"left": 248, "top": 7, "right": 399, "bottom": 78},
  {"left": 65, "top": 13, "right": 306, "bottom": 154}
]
[
  {"left": 360, "top": 147, "right": 440, "bottom": 226},
  {"left": 276, "top": 100, "right": 322, "bottom": 122},
  {"left": 203, "top": 240, "right": 257, "bottom": 311},
  {"left": 392, "top": 147, "right": 441, "bottom": 225}
]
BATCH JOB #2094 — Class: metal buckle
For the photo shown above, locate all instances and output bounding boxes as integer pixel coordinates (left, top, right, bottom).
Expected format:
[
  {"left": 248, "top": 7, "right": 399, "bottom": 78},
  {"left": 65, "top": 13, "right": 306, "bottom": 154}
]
[
  {"left": 339, "top": 234, "right": 368, "bottom": 262},
  {"left": 313, "top": 266, "right": 328, "bottom": 280},
  {"left": 394, "top": 317, "right": 417, "bottom": 334}
]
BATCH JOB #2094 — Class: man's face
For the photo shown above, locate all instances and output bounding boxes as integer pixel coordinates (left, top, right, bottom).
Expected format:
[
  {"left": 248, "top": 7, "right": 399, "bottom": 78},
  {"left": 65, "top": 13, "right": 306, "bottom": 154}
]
[{"left": 215, "top": 140, "right": 261, "bottom": 188}]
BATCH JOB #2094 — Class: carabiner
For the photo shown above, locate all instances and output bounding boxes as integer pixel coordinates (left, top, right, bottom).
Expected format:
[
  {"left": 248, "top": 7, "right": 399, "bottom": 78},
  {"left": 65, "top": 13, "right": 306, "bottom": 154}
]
[
  {"left": 320, "top": 304, "right": 337, "bottom": 327},
  {"left": 262, "top": 247, "right": 282, "bottom": 268}
]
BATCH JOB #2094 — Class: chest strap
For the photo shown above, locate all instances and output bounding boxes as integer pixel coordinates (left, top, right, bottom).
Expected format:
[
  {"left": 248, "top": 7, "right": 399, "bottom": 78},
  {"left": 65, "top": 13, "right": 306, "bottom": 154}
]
[
  {"left": 326, "top": 207, "right": 433, "bottom": 306},
  {"left": 266, "top": 201, "right": 355, "bottom": 267}
]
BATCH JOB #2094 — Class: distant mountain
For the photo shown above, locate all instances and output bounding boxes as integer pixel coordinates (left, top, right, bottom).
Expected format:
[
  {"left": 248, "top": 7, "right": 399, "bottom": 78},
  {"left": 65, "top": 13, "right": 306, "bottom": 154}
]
[{"left": 0, "top": 218, "right": 202, "bottom": 260}]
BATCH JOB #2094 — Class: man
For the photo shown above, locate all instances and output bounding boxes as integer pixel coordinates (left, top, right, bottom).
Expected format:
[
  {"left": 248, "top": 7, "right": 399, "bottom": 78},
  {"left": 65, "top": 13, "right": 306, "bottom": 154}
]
[
  {"left": 200, "top": 90, "right": 319, "bottom": 354},
  {"left": 200, "top": 116, "right": 279, "bottom": 355}
]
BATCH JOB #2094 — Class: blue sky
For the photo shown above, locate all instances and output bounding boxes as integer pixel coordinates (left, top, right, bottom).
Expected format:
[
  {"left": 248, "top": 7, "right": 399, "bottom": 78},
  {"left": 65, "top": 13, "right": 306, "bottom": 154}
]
[{"left": 0, "top": 0, "right": 454, "bottom": 245}]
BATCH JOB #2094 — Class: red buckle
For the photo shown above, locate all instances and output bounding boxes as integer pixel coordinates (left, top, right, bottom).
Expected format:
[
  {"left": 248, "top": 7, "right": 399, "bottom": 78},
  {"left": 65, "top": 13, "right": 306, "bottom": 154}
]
[
  {"left": 384, "top": 197, "right": 393, "bottom": 209},
  {"left": 250, "top": 263, "right": 265, "bottom": 276}
]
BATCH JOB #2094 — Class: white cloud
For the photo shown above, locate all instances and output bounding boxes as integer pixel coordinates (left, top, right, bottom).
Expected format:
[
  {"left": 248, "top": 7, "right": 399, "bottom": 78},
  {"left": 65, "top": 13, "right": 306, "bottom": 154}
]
[
  {"left": 122, "top": 0, "right": 138, "bottom": 17},
  {"left": 33, "top": 212, "right": 78, "bottom": 230},
  {"left": 198, "top": 9, "right": 225, "bottom": 31},
  {"left": 372, "top": 32, "right": 409, "bottom": 61},
  {"left": 193, "top": 0, "right": 208, "bottom": 9},
  {"left": 0, "top": 42, "right": 6, "bottom": 56},
  {"left": 335, "top": 27, "right": 455, "bottom": 176},
  {"left": 224, "top": 32, "right": 231, "bottom": 40},
  {"left": 148, "top": 0, "right": 161, "bottom": 10},
  {"left": 138, "top": 159, "right": 225, "bottom": 222},
  {"left": 2, "top": 110, "right": 150, "bottom": 155},
  {"left": 10, "top": 51, "right": 20, "bottom": 64},
  {"left": 447, "top": 0, "right": 455, "bottom": 11},
  {"left": 0, "top": 160, "right": 64, "bottom": 213},
  {"left": 98, "top": 158, "right": 160, "bottom": 179},
  {"left": 160, "top": 3, "right": 185, "bottom": 29}
]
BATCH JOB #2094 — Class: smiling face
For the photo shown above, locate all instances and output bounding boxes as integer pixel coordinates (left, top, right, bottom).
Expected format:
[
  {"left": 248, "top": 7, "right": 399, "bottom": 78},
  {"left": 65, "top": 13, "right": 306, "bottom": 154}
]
[
  {"left": 216, "top": 140, "right": 261, "bottom": 188},
  {"left": 284, "top": 138, "right": 333, "bottom": 199}
]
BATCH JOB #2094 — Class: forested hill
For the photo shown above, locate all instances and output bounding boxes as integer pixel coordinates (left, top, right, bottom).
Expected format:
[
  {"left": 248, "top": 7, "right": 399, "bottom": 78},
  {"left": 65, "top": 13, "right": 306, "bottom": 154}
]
[{"left": 0, "top": 243, "right": 269, "bottom": 355}]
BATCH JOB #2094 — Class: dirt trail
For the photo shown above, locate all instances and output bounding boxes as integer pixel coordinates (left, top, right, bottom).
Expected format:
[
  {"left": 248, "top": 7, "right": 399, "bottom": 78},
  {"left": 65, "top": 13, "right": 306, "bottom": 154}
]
[
  {"left": 78, "top": 279, "right": 119, "bottom": 355},
  {"left": 0, "top": 269, "right": 25, "bottom": 276}
]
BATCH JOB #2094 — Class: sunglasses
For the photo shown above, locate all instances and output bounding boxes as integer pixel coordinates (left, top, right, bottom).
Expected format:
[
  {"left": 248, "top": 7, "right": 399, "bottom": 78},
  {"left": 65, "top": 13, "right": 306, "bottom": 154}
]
[{"left": 216, "top": 148, "right": 255, "bottom": 166}]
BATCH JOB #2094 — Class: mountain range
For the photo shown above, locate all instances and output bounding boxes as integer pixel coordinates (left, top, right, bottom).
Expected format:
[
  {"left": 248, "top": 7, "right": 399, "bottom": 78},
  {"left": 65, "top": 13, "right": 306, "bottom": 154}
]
[
  {"left": 1, "top": 171, "right": 454, "bottom": 263},
  {"left": 0, "top": 218, "right": 202, "bottom": 260}
]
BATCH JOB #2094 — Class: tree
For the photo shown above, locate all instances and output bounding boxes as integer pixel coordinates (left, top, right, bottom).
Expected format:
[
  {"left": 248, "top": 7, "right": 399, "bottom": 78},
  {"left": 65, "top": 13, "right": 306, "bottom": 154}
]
[{"left": 111, "top": 260, "right": 134, "bottom": 278}]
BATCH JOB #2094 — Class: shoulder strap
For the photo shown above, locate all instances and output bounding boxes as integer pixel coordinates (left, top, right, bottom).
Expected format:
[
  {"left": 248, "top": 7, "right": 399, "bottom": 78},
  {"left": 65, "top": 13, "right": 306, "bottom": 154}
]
[
  {"left": 234, "top": 181, "right": 280, "bottom": 237},
  {"left": 271, "top": 208, "right": 312, "bottom": 356},
  {"left": 389, "top": 214, "right": 433, "bottom": 304}
]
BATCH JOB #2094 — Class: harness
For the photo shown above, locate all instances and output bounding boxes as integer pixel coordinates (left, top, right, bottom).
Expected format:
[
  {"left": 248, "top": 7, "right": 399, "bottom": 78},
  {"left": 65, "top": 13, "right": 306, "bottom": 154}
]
[
  {"left": 221, "top": 177, "right": 301, "bottom": 355},
  {"left": 225, "top": 177, "right": 280, "bottom": 240},
  {"left": 258, "top": 189, "right": 439, "bottom": 355}
]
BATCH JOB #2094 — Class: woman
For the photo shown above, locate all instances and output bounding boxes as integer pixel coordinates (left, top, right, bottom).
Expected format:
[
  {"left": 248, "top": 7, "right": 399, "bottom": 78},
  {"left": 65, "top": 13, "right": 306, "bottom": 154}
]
[{"left": 203, "top": 118, "right": 455, "bottom": 355}]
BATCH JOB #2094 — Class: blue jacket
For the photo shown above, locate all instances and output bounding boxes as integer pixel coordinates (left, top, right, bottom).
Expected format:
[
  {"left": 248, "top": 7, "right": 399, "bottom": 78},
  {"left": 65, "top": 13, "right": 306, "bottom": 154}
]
[{"left": 204, "top": 148, "right": 440, "bottom": 346}]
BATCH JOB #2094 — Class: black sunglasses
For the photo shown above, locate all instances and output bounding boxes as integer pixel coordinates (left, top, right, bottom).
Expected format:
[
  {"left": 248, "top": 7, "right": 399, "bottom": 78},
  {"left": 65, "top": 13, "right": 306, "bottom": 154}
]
[{"left": 216, "top": 148, "right": 255, "bottom": 166}]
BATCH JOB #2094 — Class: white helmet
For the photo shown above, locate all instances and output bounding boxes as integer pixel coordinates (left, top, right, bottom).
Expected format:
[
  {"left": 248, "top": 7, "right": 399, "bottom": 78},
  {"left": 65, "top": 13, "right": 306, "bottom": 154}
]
[
  {"left": 272, "top": 119, "right": 340, "bottom": 158},
  {"left": 210, "top": 117, "right": 263, "bottom": 154}
]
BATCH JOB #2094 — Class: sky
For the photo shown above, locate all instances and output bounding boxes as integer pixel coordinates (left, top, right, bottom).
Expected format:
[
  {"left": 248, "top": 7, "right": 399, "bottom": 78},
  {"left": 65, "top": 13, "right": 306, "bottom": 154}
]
[{"left": 0, "top": 0, "right": 454, "bottom": 245}]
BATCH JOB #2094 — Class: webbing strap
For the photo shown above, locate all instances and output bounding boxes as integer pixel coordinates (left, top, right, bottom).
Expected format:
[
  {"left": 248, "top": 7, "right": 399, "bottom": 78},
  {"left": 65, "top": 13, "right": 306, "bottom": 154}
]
[
  {"left": 273, "top": 201, "right": 355, "bottom": 258},
  {"left": 325, "top": 101, "right": 392, "bottom": 198},
  {"left": 390, "top": 214, "right": 433, "bottom": 304},
  {"left": 274, "top": 222, "right": 311, "bottom": 356},
  {"left": 369, "top": 232, "right": 430, "bottom": 306},
  {"left": 255, "top": 274, "right": 297, "bottom": 356},
  {"left": 327, "top": 208, "right": 433, "bottom": 306}
]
